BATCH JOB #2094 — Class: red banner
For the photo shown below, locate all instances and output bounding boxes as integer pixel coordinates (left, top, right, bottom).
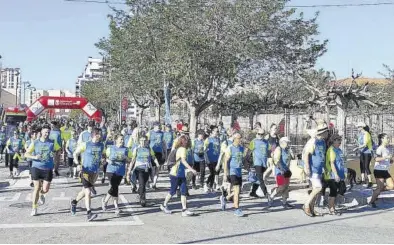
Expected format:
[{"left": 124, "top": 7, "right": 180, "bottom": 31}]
[{"left": 26, "top": 96, "right": 102, "bottom": 122}]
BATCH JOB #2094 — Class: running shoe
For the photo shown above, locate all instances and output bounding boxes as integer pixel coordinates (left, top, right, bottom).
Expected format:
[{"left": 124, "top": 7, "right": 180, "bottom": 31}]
[
  {"left": 370, "top": 202, "right": 377, "bottom": 208},
  {"left": 368, "top": 182, "right": 373, "bottom": 188},
  {"left": 234, "top": 209, "right": 244, "bottom": 217},
  {"left": 87, "top": 212, "right": 97, "bottom": 222},
  {"left": 131, "top": 185, "right": 137, "bottom": 193},
  {"left": 220, "top": 195, "right": 226, "bottom": 211},
  {"left": 282, "top": 202, "right": 294, "bottom": 209},
  {"left": 101, "top": 178, "right": 105, "bottom": 184},
  {"left": 115, "top": 208, "right": 122, "bottom": 216},
  {"left": 39, "top": 194, "right": 45, "bottom": 205},
  {"left": 249, "top": 192, "right": 259, "bottom": 198},
  {"left": 101, "top": 198, "right": 107, "bottom": 211},
  {"left": 203, "top": 185, "right": 209, "bottom": 194},
  {"left": 30, "top": 208, "right": 37, "bottom": 216},
  {"left": 54, "top": 170, "right": 60, "bottom": 177},
  {"left": 91, "top": 187, "right": 97, "bottom": 196},
  {"left": 70, "top": 201, "right": 77, "bottom": 216},
  {"left": 267, "top": 195, "right": 273, "bottom": 207},
  {"left": 160, "top": 204, "right": 172, "bottom": 214},
  {"left": 192, "top": 184, "right": 197, "bottom": 190},
  {"left": 182, "top": 209, "right": 194, "bottom": 217}
]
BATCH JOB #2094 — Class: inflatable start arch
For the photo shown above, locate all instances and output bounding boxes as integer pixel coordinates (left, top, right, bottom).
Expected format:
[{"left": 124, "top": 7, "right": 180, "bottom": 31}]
[{"left": 26, "top": 96, "right": 102, "bottom": 122}]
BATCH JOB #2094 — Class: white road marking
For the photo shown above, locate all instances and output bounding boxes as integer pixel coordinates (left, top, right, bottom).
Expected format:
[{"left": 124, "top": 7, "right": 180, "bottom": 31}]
[
  {"left": 52, "top": 192, "right": 70, "bottom": 201},
  {"left": 25, "top": 193, "right": 32, "bottom": 202},
  {"left": 119, "top": 194, "right": 144, "bottom": 224},
  {"left": 0, "top": 220, "right": 143, "bottom": 229},
  {"left": 0, "top": 194, "right": 143, "bottom": 229},
  {"left": 0, "top": 193, "right": 21, "bottom": 202}
]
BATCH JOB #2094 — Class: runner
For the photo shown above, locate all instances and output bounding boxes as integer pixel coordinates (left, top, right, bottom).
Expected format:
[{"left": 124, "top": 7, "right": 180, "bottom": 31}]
[
  {"left": 102, "top": 134, "right": 132, "bottom": 215},
  {"left": 324, "top": 134, "right": 345, "bottom": 215},
  {"left": 191, "top": 130, "right": 206, "bottom": 189},
  {"left": 101, "top": 133, "right": 115, "bottom": 184},
  {"left": 5, "top": 129, "right": 24, "bottom": 177},
  {"left": 263, "top": 124, "right": 280, "bottom": 184},
  {"left": 65, "top": 129, "right": 78, "bottom": 178},
  {"left": 163, "top": 124, "right": 175, "bottom": 160},
  {"left": 204, "top": 127, "right": 220, "bottom": 192},
  {"left": 369, "top": 133, "right": 394, "bottom": 208},
  {"left": 61, "top": 121, "right": 73, "bottom": 165},
  {"left": 0, "top": 125, "right": 6, "bottom": 163},
  {"left": 25, "top": 130, "right": 38, "bottom": 188},
  {"left": 147, "top": 121, "right": 167, "bottom": 189},
  {"left": 160, "top": 135, "right": 197, "bottom": 216},
  {"left": 25, "top": 125, "right": 56, "bottom": 216},
  {"left": 247, "top": 129, "right": 272, "bottom": 204},
  {"left": 353, "top": 122, "right": 373, "bottom": 187},
  {"left": 77, "top": 121, "right": 96, "bottom": 194},
  {"left": 269, "top": 137, "right": 294, "bottom": 208},
  {"left": 302, "top": 122, "right": 328, "bottom": 217},
  {"left": 220, "top": 132, "right": 245, "bottom": 217},
  {"left": 70, "top": 128, "right": 105, "bottom": 221},
  {"left": 127, "top": 135, "right": 159, "bottom": 207},
  {"left": 49, "top": 121, "right": 62, "bottom": 177}
]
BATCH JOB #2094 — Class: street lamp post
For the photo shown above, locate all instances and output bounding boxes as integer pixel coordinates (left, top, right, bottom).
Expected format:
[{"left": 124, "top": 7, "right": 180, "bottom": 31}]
[{"left": 22, "top": 81, "right": 35, "bottom": 105}]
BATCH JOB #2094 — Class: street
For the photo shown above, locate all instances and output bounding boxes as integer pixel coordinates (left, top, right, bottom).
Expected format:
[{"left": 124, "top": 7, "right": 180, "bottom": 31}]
[{"left": 0, "top": 162, "right": 393, "bottom": 243}]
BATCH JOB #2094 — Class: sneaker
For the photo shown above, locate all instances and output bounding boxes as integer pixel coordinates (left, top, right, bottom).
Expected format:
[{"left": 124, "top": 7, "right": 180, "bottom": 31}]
[
  {"left": 73, "top": 175, "right": 78, "bottom": 179},
  {"left": 249, "top": 192, "right": 259, "bottom": 198},
  {"left": 115, "top": 209, "right": 122, "bottom": 216},
  {"left": 30, "top": 182, "right": 34, "bottom": 188},
  {"left": 370, "top": 202, "right": 377, "bottom": 208},
  {"left": 101, "top": 198, "right": 107, "bottom": 211},
  {"left": 192, "top": 184, "right": 197, "bottom": 190},
  {"left": 234, "top": 208, "right": 244, "bottom": 217},
  {"left": 140, "top": 195, "right": 146, "bottom": 207},
  {"left": 54, "top": 170, "right": 60, "bottom": 177},
  {"left": 70, "top": 201, "right": 77, "bottom": 216},
  {"left": 131, "top": 186, "right": 137, "bottom": 193},
  {"left": 204, "top": 185, "right": 209, "bottom": 193},
  {"left": 267, "top": 195, "right": 273, "bottom": 207},
  {"left": 160, "top": 204, "right": 172, "bottom": 214},
  {"left": 14, "top": 170, "right": 19, "bottom": 177},
  {"left": 182, "top": 209, "right": 194, "bottom": 217},
  {"left": 86, "top": 212, "right": 97, "bottom": 222},
  {"left": 101, "top": 178, "right": 105, "bottom": 184},
  {"left": 368, "top": 182, "right": 373, "bottom": 188},
  {"left": 39, "top": 194, "right": 45, "bottom": 205},
  {"left": 90, "top": 187, "right": 97, "bottom": 196},
  {"left": 9, "top": 173, "right": 13, "bottom": 178},
  {"left": 30, "top": 208, "right": 37, "bottom": 216},
  {"left": 150, "top": 183, "right": 157, "bottom": 190},
  {"left": 282, "top": 202, "right": 294, "bottom": 209},
  {"left": 220, "top": 195, "right": 226, "bottom": 211}
]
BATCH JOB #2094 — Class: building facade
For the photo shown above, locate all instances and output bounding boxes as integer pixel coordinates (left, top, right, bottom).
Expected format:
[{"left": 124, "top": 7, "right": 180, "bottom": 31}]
[
  {"left": 75, "top": 57, "right": 104, "bottom": 97},
  {"left": 0, "top": 68, "right": 21, "bottom": 105}
]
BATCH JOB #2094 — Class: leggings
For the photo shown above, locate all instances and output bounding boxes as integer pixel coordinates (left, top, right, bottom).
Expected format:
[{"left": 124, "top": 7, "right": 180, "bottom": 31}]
[
  {"left": 192, "top": 161, "right": 205, "bottom": 186},
  {"left": 251, "top": 166, "right": 269, "bottom": 196},
  {"left": 360, "top": 153, "right": 372, "bottom": 175},
  {"left": 206, "top": 162, "right": 218, "bottom": 188},
  {"left": 8, "top": 153, "right": 18, "bottom": 172},
  {"left": 134, "top": 168, "right": 150, "bottom": 198},
  {"left": 107, "top": 173, "right": 123, "bottom": 197}
]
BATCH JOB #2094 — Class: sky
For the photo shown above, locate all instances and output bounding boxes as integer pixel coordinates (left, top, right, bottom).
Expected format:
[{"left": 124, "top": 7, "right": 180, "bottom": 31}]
[{"left": 0, "top": 0, "right": 394, "bottom": 91}]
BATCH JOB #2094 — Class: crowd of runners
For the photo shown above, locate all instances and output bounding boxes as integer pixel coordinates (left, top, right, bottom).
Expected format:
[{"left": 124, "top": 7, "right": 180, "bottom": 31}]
[{"left": 0, "top": 117, "right": 392, "bottom": 221}]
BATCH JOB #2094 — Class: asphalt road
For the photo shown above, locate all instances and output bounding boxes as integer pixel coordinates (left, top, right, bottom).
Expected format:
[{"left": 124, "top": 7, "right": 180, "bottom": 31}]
[{"left": 1, "top": 162, "right": 394, "bottom": 244}]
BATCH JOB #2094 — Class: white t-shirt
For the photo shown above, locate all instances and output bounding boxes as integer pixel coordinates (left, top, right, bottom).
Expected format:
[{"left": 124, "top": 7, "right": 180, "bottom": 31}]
[{"left": 374, "top": 146, "right": 391, "bottom": 171}]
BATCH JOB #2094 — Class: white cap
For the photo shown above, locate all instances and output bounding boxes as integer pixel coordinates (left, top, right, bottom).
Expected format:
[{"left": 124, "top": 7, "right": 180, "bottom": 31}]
[
  {"left": 356, "top": 122, "right": 366, "bottom": 128},
  {"left": 280, "top": 137, "right": 291, "bottom": 143}
]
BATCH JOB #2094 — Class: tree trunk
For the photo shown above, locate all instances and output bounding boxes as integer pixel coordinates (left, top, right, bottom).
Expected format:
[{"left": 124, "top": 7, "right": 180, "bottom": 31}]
[
  {"left": 155, "top": 105, "right": 160, "bottom": 123},
  {"left": 336, "top": 105, "right": 347, "bottom": 155},
  {"left": 189, "top": 105, "right": 198, "bottom": 140},
  {"left": 138, "top": 108, "right": 144, "bottom": 126},
  {"left": 249, "top": 113, "right": 254, "bottom": 130}
]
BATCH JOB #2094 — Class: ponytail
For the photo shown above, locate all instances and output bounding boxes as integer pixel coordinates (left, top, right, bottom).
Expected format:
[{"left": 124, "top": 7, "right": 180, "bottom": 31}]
[{"left": 378, "top": 133, "right": 387, "bottom": 147}]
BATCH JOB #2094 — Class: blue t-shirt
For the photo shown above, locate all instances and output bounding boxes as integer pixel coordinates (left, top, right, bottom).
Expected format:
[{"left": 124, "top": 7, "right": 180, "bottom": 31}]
[
  {"left": 149, "top": 130, "right": 164, "bottom": 153},
  {"left": 82, "top": 141, "right": 105, "bottom": 173},
  {"left": 49, "top": 129, "right": 62, "bottom": 148},
  {"left": 67, "top": 138, "right": 78, "bottom": 158},
  {"left": 193, "top": 139, "right": 205, "bottom": 162},
  {"left": 206, "top": 137, "right": 220, "bottom": 163},
  {"left": 106, "top": 145, "right": 128, "bottom": 176},
  {"left": 228, "top": 145, "right": 244, "bottom": 177},
  {"left": 31, "top": 139, "right": 55, "bottom": 170}
]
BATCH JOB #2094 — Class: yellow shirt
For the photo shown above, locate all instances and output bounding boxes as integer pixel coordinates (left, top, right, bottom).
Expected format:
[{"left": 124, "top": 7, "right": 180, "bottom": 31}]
[{"left": 170, "top": 147, "right": 187, "bottom": 177}]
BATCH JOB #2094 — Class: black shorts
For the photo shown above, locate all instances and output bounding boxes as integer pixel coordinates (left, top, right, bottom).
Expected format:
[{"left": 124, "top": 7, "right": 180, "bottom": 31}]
[
  {"left": 81, "top": 171, "right": 99, "bottom": 188},
  {"left": 154, "top": 152, "right": 165, "bottom": 166},
  {"left": 374, "top": 170, "right": 391, "bottom": 180},
  {"left": 31, "top": 167, "right": 53, "bottom": 182},
  {"left": 230, "top": 175, "right": 242, "bottom": 186},
  {"left": 67, "top": 157, "right": 74, "bottom": 167}
]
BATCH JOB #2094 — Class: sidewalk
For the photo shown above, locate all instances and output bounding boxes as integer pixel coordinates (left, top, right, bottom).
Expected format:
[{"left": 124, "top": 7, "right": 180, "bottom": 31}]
[{"left": 0, "top": 160, "right": 30, "bottom": 188}]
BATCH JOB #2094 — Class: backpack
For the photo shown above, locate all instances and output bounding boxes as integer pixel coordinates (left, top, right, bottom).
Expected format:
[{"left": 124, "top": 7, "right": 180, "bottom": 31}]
[{"left": 166, "top": 148, "right": 178, "bottom": 170}]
